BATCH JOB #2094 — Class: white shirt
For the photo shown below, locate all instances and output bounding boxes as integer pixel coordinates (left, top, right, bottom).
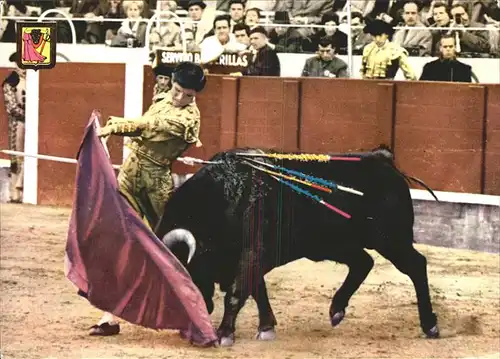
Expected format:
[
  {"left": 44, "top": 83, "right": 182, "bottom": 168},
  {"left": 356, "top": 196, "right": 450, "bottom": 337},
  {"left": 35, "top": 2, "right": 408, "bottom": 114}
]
[{"left": 199, "top": 33, "right": 247, "bottom": 64}]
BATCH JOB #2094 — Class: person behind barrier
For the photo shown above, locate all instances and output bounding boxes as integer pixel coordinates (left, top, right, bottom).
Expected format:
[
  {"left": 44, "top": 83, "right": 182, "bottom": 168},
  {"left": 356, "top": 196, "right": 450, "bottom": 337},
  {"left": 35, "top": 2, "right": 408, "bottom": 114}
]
[
  {"left": 419, "top": 34, "right": 473, "bottom": 82},
  {"left": 360, "top": 19, "right": 416, "bottom": 80},
  {"left": 91, "top": 61, "right": 206, "bottom": 336},
  {"left": 2, "top": 52, "right": 26, "bottom": 203}
]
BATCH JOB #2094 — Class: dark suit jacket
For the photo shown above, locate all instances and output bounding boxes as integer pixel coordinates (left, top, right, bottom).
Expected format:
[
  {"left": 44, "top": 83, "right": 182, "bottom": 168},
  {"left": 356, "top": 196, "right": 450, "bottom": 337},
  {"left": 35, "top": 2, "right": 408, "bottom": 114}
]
[
  {"left": 419, "top": 58, "right": 472, "bottom": 82},
  {"left": 243, "top": 46, "right": 281, "bottom": 77}
]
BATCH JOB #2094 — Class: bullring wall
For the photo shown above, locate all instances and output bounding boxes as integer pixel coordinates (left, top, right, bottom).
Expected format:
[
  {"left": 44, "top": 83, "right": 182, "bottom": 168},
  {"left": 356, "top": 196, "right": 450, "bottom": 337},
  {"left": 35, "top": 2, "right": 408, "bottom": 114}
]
[{"left": 0, "top": 63, "right": 499, "bottom": 206}]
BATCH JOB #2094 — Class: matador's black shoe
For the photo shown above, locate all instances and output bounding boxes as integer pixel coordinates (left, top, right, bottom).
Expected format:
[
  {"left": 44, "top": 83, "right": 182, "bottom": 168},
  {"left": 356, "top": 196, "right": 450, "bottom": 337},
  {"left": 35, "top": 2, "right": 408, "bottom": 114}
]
[{"left": 88, "top": 322, "right": 120, "bottom": 336}]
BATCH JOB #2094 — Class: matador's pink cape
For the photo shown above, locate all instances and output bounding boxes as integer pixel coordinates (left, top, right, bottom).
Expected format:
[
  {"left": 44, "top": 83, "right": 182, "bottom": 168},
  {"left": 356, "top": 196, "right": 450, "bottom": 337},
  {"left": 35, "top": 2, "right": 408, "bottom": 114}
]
[{"left": 64, "top": 111, "right": 218, "bottom": 347}]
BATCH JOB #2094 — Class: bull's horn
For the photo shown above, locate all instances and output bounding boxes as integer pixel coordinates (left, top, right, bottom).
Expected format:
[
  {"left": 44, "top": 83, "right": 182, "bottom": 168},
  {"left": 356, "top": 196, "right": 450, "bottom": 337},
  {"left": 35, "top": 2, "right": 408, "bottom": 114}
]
[{"left": 161, "top": 229, "right": 196, "bottom": 264}]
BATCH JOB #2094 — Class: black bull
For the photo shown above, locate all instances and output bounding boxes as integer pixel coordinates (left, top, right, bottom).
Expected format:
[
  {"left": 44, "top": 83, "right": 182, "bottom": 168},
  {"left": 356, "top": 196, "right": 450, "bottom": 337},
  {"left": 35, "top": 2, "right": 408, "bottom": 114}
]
[{"left": 154, "top": 146, "right": 441, "bottom": 346}]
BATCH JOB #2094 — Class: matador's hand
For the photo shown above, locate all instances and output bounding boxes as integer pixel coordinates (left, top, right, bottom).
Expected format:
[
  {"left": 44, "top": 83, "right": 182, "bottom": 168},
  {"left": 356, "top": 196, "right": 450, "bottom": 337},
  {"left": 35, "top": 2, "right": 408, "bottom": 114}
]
[{"left": 97, "top": 126, "right": 112, "bottom": 137}]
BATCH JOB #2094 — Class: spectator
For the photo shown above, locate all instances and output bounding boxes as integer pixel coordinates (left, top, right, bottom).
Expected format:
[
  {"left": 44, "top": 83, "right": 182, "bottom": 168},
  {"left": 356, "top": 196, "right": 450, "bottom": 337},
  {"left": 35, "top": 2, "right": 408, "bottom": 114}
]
[
  {"left": 152, "top": 63, "right": 173, "bottom": 102},
  {"left": 392, "top": 1, "right": 433, "bottom": 56},
  {"left": 186, "top": 0, "right": 211, "bottom": 46},
  {"left": 267, "top": 11, "right": 304, "bottom": 53},
  {"left": 360, "top": 19, "right": 416, "bottom": 80},
  {"left": 2, "top": 53, "right": 25, "bottom": 203},
  {"left": 202, "top": 0, "right": 246, "bottom": 38},
  {"left": 199, "top": 14, "right": 247, "bottom": 64},
  {"left": 110, "top": 0, "right": 147, "bottom": 47},
  {"left": 87, "top": 0, "right": 126, "bottom": 45},
  {"left": 342, "top": 12, "right": 373, "bottom": 55},
  {"left": 306, "top": 11, "right": 347, "bottom": 54},
  {"left": 232, "top": 26, "right": 281, "bottom": 76},
  {"left": 286, "top": 0, "right": 334, "bottom": 37},
  {"left": 301, "top": 37, "right": 349, "bottom": 78},
  {"left": 229, "top": 0, "right": 245, "bottom": 27},
  {"left": 69, "top": 0, "right": 100, "bottom": 43},
  {"left": 244, "top": 8, "right": 261, "bottom": 29},
  {"left": 149, "top": 0, "right": 182, "bottom": 49},
  {"left": 244, "top": 0, "right": 287, "bottom": 12},
  {"left": 449, "top": 3, "right": 491, "bottom": 55},
  {"left": 420, "top": 33, "right": 473, "bottom": 82},
  {"left": 233, "top": 23, "right": 251, "bottom": 48}
]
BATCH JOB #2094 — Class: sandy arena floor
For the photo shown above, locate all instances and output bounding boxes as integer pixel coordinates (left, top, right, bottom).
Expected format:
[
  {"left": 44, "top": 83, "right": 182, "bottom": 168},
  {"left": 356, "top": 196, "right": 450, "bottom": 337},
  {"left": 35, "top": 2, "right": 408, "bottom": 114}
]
[{"left": 0, "top": 203, "right": 499, "bottom": 359}]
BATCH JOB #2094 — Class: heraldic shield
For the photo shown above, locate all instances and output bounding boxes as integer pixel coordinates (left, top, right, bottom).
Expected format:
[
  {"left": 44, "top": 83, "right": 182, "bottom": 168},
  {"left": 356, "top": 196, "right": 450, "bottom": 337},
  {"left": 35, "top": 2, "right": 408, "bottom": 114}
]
[{"left": 16, "top": 22, "right": 57, "bottom": 71}]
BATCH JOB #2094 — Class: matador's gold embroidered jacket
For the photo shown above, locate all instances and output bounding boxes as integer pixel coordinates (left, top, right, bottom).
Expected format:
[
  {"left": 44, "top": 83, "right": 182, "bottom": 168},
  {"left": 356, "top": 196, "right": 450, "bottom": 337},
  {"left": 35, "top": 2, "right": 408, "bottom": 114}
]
[
  {"left": 99, "top": 91, "right": 201, "bottom": 167},
  {"left": 360, "top": 41, "right": 416, "bottom": 80}
]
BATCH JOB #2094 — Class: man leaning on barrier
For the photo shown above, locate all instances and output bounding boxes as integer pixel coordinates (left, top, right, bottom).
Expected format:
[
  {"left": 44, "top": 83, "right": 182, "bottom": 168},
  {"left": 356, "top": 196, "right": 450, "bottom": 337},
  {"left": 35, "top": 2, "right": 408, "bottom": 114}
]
[{"left": 2, "top": 52, "right": 25, "bottom": 203}]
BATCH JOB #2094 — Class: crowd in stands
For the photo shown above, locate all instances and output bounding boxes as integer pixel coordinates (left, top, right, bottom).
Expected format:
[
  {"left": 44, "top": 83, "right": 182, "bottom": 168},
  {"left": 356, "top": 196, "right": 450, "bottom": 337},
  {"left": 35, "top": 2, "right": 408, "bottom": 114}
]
[{"left": 1, "top": 0, "right": 499, "bottom": 58}]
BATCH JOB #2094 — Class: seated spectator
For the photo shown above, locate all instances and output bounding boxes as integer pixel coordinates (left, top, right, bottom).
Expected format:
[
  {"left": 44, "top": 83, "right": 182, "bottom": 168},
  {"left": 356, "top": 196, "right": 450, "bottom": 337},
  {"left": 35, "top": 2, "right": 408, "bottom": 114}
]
[
  {"left": 449, "top": 3, "right": 491, "bottom": 55},
  {"left": 152, "top": 63, "right": 173, "bottom": 102},
  {"left": 420, "top": 33, "right": 473, "bottom": 82},
  {"left": 244, "top": 8, "right": 261, "bottom": 29},
  {"left": 87, "top": 0, "right": 126, "bottom": 45},
  {"left": 69, "top": 0, "right": 100, "bottom": 43},
  {"left": 110, "top": 0, "right": 147, "bottom": 47},
  {"left": 301, "top": 37, "right": 349, "bottom": 78},
  {"left": 392, "top": 1, "right": 433, "bottom": 56},
  {"left": 286, "top": 0, "right": 333, "bottom": 37},
  {"left": 229, "top": 0, "right": 245, "bottom": 28},
  {"left": 341, "top": 12, "right": 373, "bottom": 55},
  {"left": 233, "top": 23, "right": 251, "bottom": 48},
  {"left": 305, "top": 11, "right": 347, "bottom": 54},
  {"left": 199, "top": 14, "right": 247, "bottom": 64},
  {"left": 185, "top": 0, "right": 211, "bottom": 46},
  {"left": 430, "top": 2, "right": 491, "bottom": 56},
  {"left": 149, "top": 0, "right": 182, "bottom": 48},
  {"left": 244, "top": 0, "right": 287, "bottom": 12},
  {"left": 485, "top": 13, "right": 499, "bottom": 56},
  {"left": 232, "top": 26, "right": 281, "bottom": 77},
  {"left": 267, "top": 11, "right": 304, "bottom": 53},
  {"left": 202, "top": 0, "right": 246, "bottom": 38}
]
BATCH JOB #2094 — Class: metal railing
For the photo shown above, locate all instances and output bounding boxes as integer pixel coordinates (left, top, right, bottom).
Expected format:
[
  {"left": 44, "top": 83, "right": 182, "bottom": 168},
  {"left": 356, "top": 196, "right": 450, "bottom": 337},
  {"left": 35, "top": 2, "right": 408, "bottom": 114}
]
[
  {"left": 144, "top": 10, "right": 188, "bottom": 54},
  {"left": 37, "top": 9, "right": 77, "bottom": 45}
]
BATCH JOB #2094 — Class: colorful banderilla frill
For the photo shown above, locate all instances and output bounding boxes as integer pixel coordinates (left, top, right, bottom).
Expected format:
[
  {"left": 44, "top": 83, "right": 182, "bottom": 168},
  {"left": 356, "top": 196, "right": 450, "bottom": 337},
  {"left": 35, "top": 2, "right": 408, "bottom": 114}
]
[{"left": 241, "top": 155, "right": 364, "bottom": 219}]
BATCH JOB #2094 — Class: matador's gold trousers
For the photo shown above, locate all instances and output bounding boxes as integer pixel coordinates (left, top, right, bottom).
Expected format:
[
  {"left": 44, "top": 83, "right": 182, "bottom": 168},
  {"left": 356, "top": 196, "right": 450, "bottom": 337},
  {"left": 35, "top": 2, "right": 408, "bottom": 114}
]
[{"left": 117, "top": 151, "right": 174, "bottom": 230}]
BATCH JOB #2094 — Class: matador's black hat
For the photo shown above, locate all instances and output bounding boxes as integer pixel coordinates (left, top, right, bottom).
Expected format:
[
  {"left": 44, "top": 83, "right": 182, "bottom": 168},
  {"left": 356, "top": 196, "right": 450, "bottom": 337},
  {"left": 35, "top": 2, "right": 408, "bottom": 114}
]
[
  {"left": 153, "top": 63, "right": 173, "bottom": 78},
  {"left": 172, "top": 62, "right": 206, "bottom": 92},
  {"left": 363, "top": 19, "right": 395, "bottom": 36},
  {"left": 9, "top": 52, "right": 18, "bottom": 63}
]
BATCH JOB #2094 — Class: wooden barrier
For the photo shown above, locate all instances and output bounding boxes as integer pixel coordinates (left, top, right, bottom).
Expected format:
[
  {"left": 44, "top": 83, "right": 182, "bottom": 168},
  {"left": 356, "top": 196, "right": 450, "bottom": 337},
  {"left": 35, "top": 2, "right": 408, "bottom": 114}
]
[{"left": 2, "top": 62, "right": 499, "bottom": 205}]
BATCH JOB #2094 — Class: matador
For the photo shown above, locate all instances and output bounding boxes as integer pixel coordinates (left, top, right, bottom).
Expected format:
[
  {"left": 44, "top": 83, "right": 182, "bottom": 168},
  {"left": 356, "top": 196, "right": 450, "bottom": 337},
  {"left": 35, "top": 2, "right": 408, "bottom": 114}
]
[
  {"left": 360, "top": 20, "right": 416, "bottom": 80},
  {"left": 89, "top": 61, "right": 206, "bottom": 336},
  {"left": 2, "top": 52, "right": 26, "bottom": 203}
]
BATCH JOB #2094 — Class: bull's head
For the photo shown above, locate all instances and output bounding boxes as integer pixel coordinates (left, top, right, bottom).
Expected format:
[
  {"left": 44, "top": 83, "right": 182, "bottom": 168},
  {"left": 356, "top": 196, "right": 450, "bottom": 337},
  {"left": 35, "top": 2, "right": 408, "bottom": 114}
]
[
  {"left": 161, "top": 228, "right": 215, "bottom": 314},
  {"left": 161, "top": 228, "right": 196, "bottom": 264}
]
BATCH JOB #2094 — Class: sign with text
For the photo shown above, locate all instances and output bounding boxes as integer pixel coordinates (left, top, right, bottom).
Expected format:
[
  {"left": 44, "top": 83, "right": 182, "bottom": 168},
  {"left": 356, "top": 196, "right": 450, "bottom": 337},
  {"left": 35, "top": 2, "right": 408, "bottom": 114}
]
[{"left": 156, "top": 49, "right": 249, "bottom": 75}]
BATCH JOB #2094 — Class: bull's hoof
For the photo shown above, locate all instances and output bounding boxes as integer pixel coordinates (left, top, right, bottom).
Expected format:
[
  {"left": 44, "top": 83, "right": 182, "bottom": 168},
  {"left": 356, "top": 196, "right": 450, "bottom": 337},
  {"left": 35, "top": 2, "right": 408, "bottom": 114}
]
[
  {"left": 219, "top": 333, "right": 235, "bottom": 347},
  {"left": 330, "top": 310, "right": 345, "bottom": 327},
  {"left": 425, "top": 325, "right": 440, "bottom": 339},
  {"left": 255, "top": 328, "right": 276, "bottom": 341}
]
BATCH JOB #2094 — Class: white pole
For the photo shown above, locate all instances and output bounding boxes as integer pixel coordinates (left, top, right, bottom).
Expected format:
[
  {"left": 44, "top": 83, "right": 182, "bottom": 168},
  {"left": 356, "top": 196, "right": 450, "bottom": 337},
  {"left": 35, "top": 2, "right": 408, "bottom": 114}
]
[
  {"left": 22, "top": 70, "right": 39, "bottom": 205},
  {"left": 123, "top": 62, "right": 144, "bottom": 163},
  {"left": 346, "top": 0, "right": 353, "bottom": 77}
]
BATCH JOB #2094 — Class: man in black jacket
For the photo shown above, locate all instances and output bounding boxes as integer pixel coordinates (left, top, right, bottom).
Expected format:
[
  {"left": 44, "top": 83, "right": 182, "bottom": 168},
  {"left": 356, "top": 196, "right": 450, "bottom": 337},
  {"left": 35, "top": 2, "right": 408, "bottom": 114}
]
[
  {"left": 420, "top": 34, "right": 473, "bottom": 82},
  {"left": 231, "top": 26, "right": 281, "bottom": 77}
]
